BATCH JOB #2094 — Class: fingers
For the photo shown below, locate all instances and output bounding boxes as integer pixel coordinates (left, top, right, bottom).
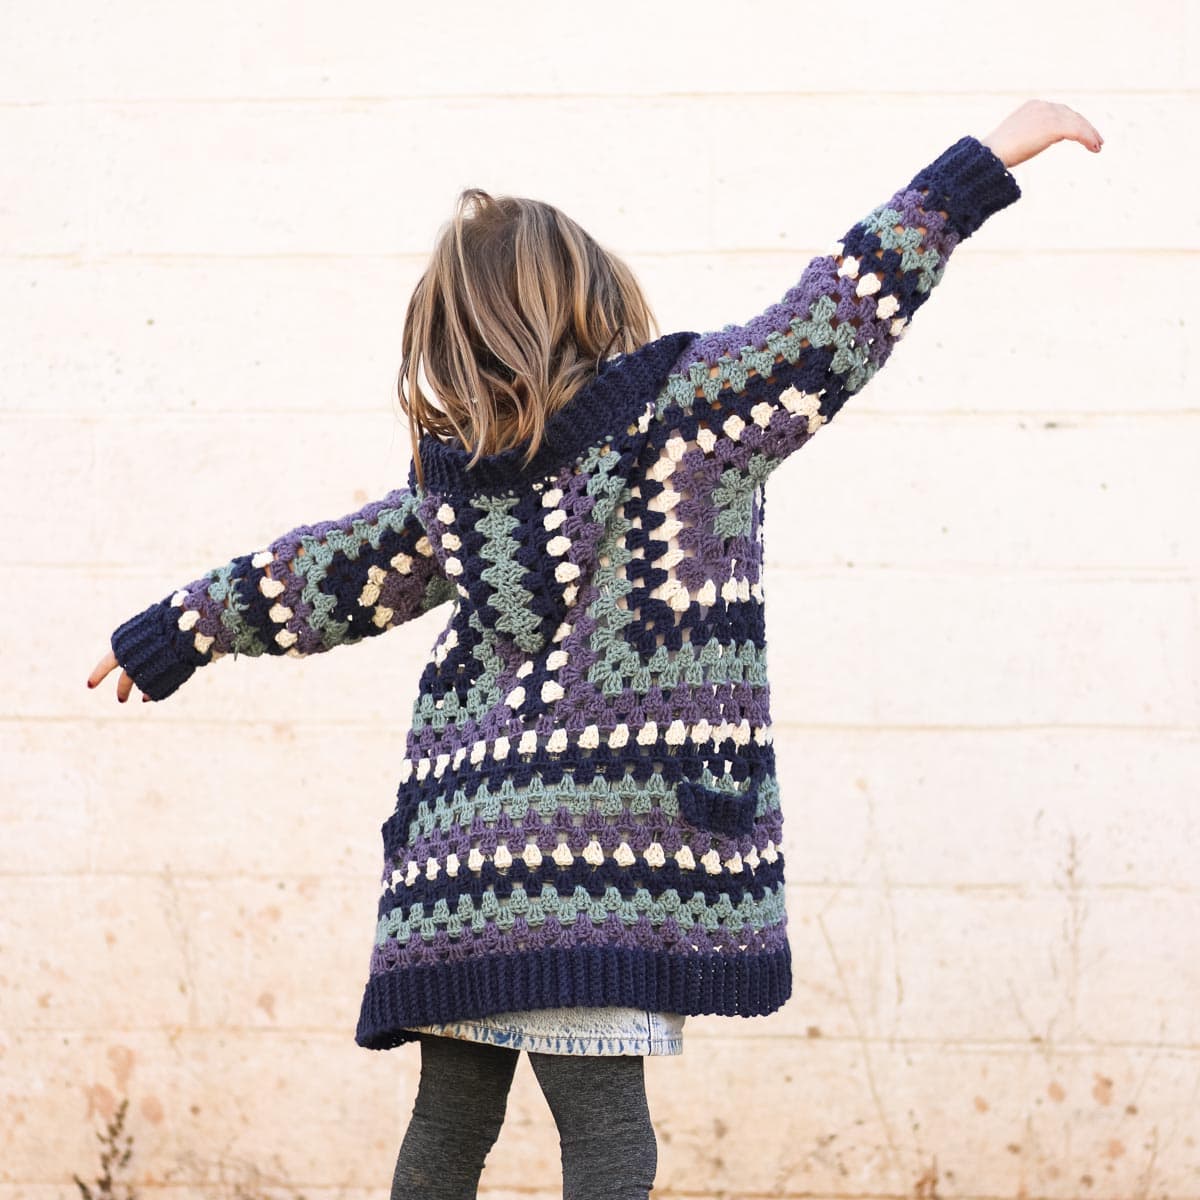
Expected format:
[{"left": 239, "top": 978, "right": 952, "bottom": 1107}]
[
  {"left": 1054, "top": 101, "right": 1104, "bottom": 152},
  {"left": 1064, "top": 103, "right": 1103, "bottom": 152},
  {"left": 87, "top": 649, "right": 118, "bottom": 689},
  {"left": 87, "top": 649, "right": 152, "bottom": 702}
]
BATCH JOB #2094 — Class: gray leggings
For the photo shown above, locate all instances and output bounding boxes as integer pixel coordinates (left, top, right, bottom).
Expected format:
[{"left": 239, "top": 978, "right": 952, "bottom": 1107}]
[{"left": 390, "top": 1033, "right": 658, "bottom": 1199}]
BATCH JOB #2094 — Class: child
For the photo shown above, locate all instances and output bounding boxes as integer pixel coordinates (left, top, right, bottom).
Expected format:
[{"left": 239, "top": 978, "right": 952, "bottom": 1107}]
[{"left": 90, "top": 99, "right": 1102, "bottom": 1200}]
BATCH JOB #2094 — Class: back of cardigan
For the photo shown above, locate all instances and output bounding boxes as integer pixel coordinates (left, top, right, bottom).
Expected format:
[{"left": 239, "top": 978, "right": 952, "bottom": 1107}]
[{"left": 110, "top": 134, "right": 1021, "bottom": 1049}]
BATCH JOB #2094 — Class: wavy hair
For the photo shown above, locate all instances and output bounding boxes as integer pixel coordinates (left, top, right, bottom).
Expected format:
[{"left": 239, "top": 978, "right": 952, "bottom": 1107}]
[{"left": 397, "top": 187, "right": 658, "bottom": 490}]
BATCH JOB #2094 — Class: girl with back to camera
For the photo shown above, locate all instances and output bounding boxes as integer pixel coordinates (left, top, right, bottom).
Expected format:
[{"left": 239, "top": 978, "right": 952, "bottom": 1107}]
[{"left": 90, "top": 100, "right": 1102, "bottom": 1199}]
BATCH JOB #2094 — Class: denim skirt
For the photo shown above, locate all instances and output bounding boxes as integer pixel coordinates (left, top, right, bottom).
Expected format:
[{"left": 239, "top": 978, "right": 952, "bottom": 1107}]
[{"left": 405, "top": 1004, "right": 686, "bottom": 1055}]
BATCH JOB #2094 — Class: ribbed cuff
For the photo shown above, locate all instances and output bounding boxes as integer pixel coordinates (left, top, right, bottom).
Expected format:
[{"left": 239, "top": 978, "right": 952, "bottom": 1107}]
[
  {"left": 110, "top": 599, "right": 199, "bottom": 701},
  {"left": 908, "top": 134, "right": 1022, "bottom": 240}
]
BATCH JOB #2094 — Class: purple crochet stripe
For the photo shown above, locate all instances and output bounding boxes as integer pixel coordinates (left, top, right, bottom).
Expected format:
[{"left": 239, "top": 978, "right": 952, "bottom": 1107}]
[
  {"left": 403, "top": 676, "right": 772, "bottom": 755},
  {"left": 369, "top": 907, "right": 791, "bottom": 974},
  {"left": 404, "top": 695, "right": 774, "bottom": 765}
]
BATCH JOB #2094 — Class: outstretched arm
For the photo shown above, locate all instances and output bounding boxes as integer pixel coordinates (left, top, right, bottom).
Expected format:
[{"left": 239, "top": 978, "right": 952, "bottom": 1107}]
[
  {"left": 656, "top": 133, "right": 1021, "bottom": 477},
  {"left": 100, "top": 481, "right": 457, "bottom": 701},
  {"left": 657, "top": 101, "right": 1103, "bottom": 480}
]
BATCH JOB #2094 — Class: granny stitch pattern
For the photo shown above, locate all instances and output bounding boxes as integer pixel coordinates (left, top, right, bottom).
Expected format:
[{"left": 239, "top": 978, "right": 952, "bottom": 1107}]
[{"left": 110, "top": 135, "right": 1021, "bottom": 1050}]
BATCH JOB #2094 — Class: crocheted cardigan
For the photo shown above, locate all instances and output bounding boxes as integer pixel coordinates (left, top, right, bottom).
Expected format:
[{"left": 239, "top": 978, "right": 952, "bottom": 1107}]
[{"left": 110, "top": 134, "right": 1021, "bottom": 1050}]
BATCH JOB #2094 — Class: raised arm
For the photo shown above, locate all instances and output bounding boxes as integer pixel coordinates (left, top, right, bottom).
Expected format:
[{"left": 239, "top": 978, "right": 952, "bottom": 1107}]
[
  {"left": 655, "top": 133, "right": 1022, "bottom": 476},
  {"left": 106, "top": 482, "right": 457, "bottom": 701}
]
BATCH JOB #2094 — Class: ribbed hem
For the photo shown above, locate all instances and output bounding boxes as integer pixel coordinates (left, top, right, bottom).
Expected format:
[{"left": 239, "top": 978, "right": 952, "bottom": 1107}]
[
  {"left": 354, "top": 943, "right": 792, "bottom": 1050},
  {"left": 908, "top": 134, "right": 1022, "bottom": 240},
  {"left": 110, "top": 599, "right": 199, "bottom": 701}
]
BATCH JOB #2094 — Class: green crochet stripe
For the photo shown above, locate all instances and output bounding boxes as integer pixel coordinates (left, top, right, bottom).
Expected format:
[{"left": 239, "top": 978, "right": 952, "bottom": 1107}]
[
  {"left": 378, "top": 878, "right": 787, "bottom": 946},
  {"left": 584, "top": 506, "right": 641, "bottom": 694},
  {"left": 587, "top": 633, "right": 767, "bottom": 696},
  {"left": 421, "top": 573, "right": 461, "bottom": 612},
  {"left": 405, "top": 760, "right": 782, "bottom": 842},
  {"left": 474, "top": 492, "right": 544, "bottom": 653},
  {"left": 860, "top": 202, "right": 945, "bottom": 291},
  {"left": 209, "top": 562, "right": 270, "bottom": 656},
  {"left": 580, "top": 437, "right": 635, "bottom": 525},
  {"left": 468, "top": 433, "right": 639, "bottom": 658},
  {"left": 713, "top": 466, "right": 770, "bottom": 539}
]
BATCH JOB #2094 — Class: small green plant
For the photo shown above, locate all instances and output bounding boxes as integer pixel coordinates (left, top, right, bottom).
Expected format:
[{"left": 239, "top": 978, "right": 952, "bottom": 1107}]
[{"left": 73, "top": 1096, "right": 138, "bottom": 1200}]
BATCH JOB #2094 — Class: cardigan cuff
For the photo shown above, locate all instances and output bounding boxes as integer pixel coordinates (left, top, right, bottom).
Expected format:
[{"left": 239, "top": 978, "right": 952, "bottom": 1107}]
[
  {"left": 110, "top": 599, "right": 199, "bottom": 701},
  {"left": 908, "top": 134, "right": 1022, "bottom": 240}
]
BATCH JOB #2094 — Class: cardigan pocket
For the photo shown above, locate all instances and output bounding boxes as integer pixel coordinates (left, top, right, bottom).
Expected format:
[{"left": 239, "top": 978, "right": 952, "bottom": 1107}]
[
  {"left": 675, "top": 752, "right": 771, "bottom": 839},
  {"left": 381, "top": 781, "right": 424, "bottom": 860}
]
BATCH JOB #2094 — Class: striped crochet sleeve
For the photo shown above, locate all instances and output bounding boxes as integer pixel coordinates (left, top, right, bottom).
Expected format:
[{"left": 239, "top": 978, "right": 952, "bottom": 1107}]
[
  {"left": 657, "top": 134, "right": 1021, "bottom": 474},
  {"left": 110, "top": 483, "right": 458, "bottom": 701}
]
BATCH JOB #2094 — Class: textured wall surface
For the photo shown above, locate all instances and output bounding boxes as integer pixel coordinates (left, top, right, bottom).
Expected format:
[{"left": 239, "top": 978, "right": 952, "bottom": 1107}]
[{"left": 4, "top": 2, "right": 1198, "bottom": 1197}]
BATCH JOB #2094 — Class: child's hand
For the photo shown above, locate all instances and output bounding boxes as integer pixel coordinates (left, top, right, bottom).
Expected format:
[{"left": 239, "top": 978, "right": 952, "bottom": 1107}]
[
  {"left": 87, "top": 649, "right": 151, "bottom": 703},
  {"left": 980, "top": 99, "right": 1104, "bottom": 168}
]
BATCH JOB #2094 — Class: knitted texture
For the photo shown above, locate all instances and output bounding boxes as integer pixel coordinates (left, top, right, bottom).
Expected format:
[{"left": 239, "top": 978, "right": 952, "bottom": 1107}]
[{"left": 110, "top": 135, "right": 1021, "bottom": 1050}]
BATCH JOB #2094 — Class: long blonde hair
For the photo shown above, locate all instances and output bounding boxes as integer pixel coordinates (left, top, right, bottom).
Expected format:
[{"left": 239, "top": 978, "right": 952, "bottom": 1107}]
[{"left": 397, "top": 187, "right": 658, "bottom": 490}]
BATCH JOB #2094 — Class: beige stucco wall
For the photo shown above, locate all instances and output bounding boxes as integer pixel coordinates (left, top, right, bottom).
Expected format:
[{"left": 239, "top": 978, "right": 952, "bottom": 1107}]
[{"left": 4, "top": 2, "right": 1198, "bottom": 1197}]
